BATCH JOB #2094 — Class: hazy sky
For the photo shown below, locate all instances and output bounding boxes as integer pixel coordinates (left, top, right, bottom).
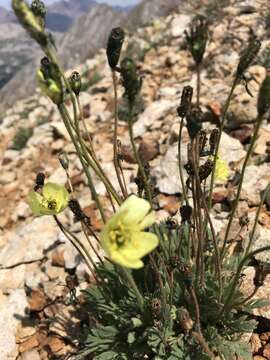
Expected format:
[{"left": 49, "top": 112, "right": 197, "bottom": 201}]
[{"left": 1, "top": 0, "right": 141, "bottom": 8}]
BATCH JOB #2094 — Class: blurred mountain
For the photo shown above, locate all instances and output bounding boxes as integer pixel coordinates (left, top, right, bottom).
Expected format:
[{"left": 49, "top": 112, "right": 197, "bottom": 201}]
[{"left": 0, "top": 0, "right": 181, "bottom": 112}]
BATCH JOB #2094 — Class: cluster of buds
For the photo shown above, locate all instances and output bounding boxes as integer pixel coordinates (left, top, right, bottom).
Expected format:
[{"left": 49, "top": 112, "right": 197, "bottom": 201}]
[
  {"left": 106, "top": 27, "right": 125, "bottom": 70},
  {"left": 185, "top": 15, "right": 208, "bottom": 66},
  {"left": 12, "top": 0, "right": 48, "bottom": 47},
  {"left": 120, "top": 58, "right": 142, "bottom": 106},
  {"left": 37, "top": 57, "right": 63, "bottom": 105}
]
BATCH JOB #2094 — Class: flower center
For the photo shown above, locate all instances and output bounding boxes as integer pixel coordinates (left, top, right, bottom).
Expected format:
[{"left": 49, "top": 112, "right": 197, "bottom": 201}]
[{"left": 109, "top": 221, "right": 130, "bottom": 249}]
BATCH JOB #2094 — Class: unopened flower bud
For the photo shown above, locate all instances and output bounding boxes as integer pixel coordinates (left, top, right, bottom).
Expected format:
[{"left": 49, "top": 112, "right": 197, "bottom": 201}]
[
  {"left": 237, "top": 38, "right": 261, "bottom": 78},
  {"left": 106, "top": 27, "right": 125, "bottom": 69},
  {"left": 185, "top": 15, "right": 208, "bottom": 65},
  {"left": 186, "top": 107, "right": 202, "bottom": 139},
  {"left": 180, "top": 205, "right": 193, "bottom": 223},
  {"left": 120, "top": 58, "right": 142, "bottom": 105},
  {"left": 209, "top": 128, "right": 219, "bottom": 155},
  {"left": 199, "top": 159, "right": 214, "bottom": 182},
  {"left": 58, "top": 151, "right": 69, "bottom": 170},
  {"left": 31, "top": 0, "right": 46, "bottom": 29},
  {"left": 257, "top": 75, "right": 270, "bottom": 116},
  {"left": 198, "top": 130, "right": 207, "bottom": 156},
  {"left": 177, "top": 86, "right": 193, "bottom": 118},
  {"left": 68, "top": 199, "right": 84, "bottom": 220},
  {"left": 69, "top": 71, "right": 81, "bottom": 96},
  {"left": 34, "top": 172, "right": 45, "bottom": 191}
]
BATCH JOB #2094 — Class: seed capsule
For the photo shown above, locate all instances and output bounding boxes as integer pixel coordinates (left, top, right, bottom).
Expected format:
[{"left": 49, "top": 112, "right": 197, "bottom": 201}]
[
  {"left": 106, "top": 27, "right": 125, "bottom": 69},
  {"left": 120, "top": 58, "right": 142, "bottom": 105},
  {"left": 185, "top": 15, "right": 208, "bottom": 65}
]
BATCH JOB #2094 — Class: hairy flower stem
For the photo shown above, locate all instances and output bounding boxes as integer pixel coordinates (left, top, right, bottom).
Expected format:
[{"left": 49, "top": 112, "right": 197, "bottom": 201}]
[
  {"left": 128, "top": 104, "right": 153, "bottom": 206},
  {"left": 219, "top": 245, "right": 270, "bottom": 319},
  {"left": 178, "top": 117, "right": 189, "bottom": 205},
  {"left": 119, "top": 267, "right": 144, "bottom": 312},
  {"left": 58, "top": 104, "right": 107, "bottom": 222},
  {"left": 196, "top": 64, "right": 201, "bottom": 107},
  {"left": 245, "top": 182, "right": 270, "bottom": 256},
  {"left": 221, "top": 113, "right": 264, "bottom": 260},
  {"left": 208, "top": 76, "right": 238, "bottom": 208},
  {"left": 112, "top": 70, "right": 128, "bottom": 198}
]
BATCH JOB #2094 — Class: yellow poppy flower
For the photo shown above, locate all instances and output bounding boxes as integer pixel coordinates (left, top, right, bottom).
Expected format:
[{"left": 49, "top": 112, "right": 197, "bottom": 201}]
[
  {"left": 28, "top": 182, "right": 69, "bottom": 216},
  {"left": 101, "top": 195, "right": 159, "bottom": 269}
]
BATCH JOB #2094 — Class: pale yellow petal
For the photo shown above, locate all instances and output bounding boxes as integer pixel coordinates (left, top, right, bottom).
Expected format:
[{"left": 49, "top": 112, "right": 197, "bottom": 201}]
[
  {"left": 124, "top": 232, "right": 159, "bottom": 259},
  {"left": 27, "top": 191, "right": 55, "bottom": 216},
  {"left": 110, "top": 251, "right": 144, "bottom": 269},
  {"left": 42, "top": 182, "right": 69, "bottom": 213},
  {"left": 119, "top": 195, "right": 151, "bottom": 225},
  {"left": 138, "top": 211, "right": 155, "bottom": 230}
]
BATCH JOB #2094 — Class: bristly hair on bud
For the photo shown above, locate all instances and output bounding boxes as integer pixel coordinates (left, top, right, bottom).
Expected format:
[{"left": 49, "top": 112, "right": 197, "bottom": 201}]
[
  {"left": 209, "top": 128, "right": 219, "bottom": 155},
  {"left": 177, "top": 86, "right": 193, "bottom": 118},
  {"left": 58, "top": 151, "right": 69, "bottom": 171},
  {"left": 69, "top": 71, "right": 82, "bottom": 96},
  {"left": 257, "top": 75, "right": 270, "bottom": 116},
  {"left": 106, "top": 27, "right": 125, "bottom": 69},
  {"left": 237, "top": 37, "right": 261, "bottom": 78},
  {"left": 120, "top": 58, "right": 142, "bottom": 106},
  {"left": 184, "top": 15, "right": 208, "bottom": 66},
  {"left": 31, "top": 0, "right": 46, "bottom": 29}
]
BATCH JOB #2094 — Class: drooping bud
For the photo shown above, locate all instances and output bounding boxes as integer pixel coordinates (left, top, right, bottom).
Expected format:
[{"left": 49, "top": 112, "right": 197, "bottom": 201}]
[
  {"left": 37, "top": 57, "right": 63, "bottom": 105},
  {"left": 34, "top": 172, "right": 45, "bottom": 191},
  {"left": 186, "top": 107, "right": 202, "bottom": 139},
  {"left": 58, "top": 151, "right": 69, "bottom": 170},
  {"left": 30, "top": 0, "right": 46, "bottom": 29},
  {"left": 120, "top": 58, "right": 142, "bottom": 106},
  {"left": 199, "top": 158, "right": 214, "bottom": 182},
  {"left": 177, "top": 86, "right": 193, "bottom": 118},
  {"left": 209, "top": 128, "right": 219, "bottom": 155},
  {"left": 68, "top": 199, "right": 90, "bottom": 225},
  {"left": 106, "top": 27, "right": 125, "bottom": 69},
  {"left": 237, "top": 38, "right": 261, "bottom": 78},
  {"left": 69, "top": 71, "right": 82, "bottom": 96},
  {"left": 185, "top": 15, "right": 208, "bottom": 65},
  {"left": 12, "top": 0, "right": 47, "bottom": 46},
  {"left": 257, "top": 75, "right": 270, "bottom": 116},
  {"left": 180, "top": 205, "right": 193, "bottom": 223}
]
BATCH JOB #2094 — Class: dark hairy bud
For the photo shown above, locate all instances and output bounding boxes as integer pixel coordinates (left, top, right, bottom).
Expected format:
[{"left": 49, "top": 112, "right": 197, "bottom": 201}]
[
  {"left": 120, "top": 58, "right": 142, "bottom": 106},
  {"left": 34, "top": 172, "right": 45, "bottom": 191},
  {"left": 58, "top": 151, "right": 69, "bottom": 170},
  {"left": 31, "top": 0, "right": 46, "bottom": 18},
  {"left": 106, "top": 27, "right": 125, "bottom": 69},
  {"left": 69, "top": 71, "right": 82, "bottom": 96},
  {"left": 186, "top": 107, "right": 202, "bottom": 139},
  {"left": 68, "top": 199, "right": 86, "bottom": 222},
  {"left": 257, "top": 75, "right": 270, "bottom": 116},
  {"left": 209, "top": 128, "right": 219, "bottom": 155},
  {"left": 199, "top": 159, "right": 214, "bottom": 182},
  {"left": 198, "top": 130, "right": 208, "bottom": 156},
  {"left": 180, "top": 205, "right": 193, "bottom": 223},
  {"left": 185, "top": 15, "right": 208, "bottom": 65},
  {"left": 237, "top": 38, "right": 261, "bottom": 78},
  {"left": 177, "top": 86, "right": 193, "bottom": 118}
]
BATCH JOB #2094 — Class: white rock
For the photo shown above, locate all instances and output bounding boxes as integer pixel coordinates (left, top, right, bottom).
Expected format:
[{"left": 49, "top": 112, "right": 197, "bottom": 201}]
[
  {"left": 0, "top": 289, "right": 28, "bottom": 360},
  {"left": 170, "top": 14, "right": 191, "bottom": 38}
]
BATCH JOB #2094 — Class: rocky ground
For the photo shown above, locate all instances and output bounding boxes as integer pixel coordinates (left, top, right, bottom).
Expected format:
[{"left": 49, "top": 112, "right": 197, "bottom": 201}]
[{"left": 1, "top": 0, "right": 270, "bottom": 359}]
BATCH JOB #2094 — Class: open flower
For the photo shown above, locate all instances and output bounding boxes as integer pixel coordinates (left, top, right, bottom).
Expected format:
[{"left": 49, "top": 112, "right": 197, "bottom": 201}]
[
  {"left": 101, "top": 195, "right": 159, "bottom": 269},
  {"left": 28, "top": 182, "right": 69, "bottom": 216},
  {"left": 215, "top": 156, "right": 229, "bottom": 182}
]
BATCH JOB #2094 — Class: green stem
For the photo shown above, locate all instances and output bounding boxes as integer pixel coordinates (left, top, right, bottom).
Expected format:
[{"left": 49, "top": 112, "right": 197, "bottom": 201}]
[
  {"left": 245, "top": 182, "right": 270, "bottom": 256},
  {"left": 119, "top": 267, "right": 144, "bottom": 312},
  {"left": 178, "top": 117, "right": 189, "bottom": 205},
  {"left": 208, "top": 77, "right": 238, "bottom": 208},
  {"left": 196, "top": 63, "right": 201, "bottom": 107},
  {"left": 58, "top": 104, "right": 107, "bottom": 222},
  {"left": 219, "top": 245, "right": 270, "bottom": 318},
  {"left": 221, "top": 113, "right": 263, "bottom": 260},
  {"left": 128, "top": 104, "right": 152, "bottom": 206}
]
